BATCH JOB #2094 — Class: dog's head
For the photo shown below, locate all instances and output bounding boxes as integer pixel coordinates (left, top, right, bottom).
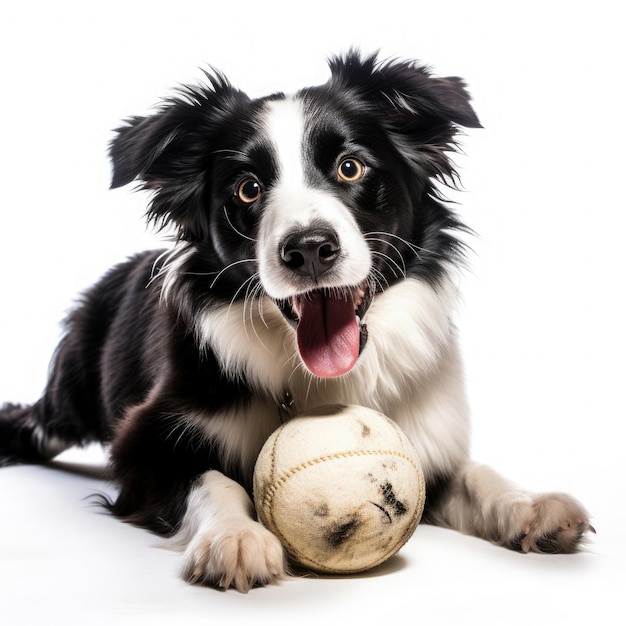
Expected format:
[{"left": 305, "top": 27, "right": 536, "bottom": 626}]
[{"left": 110, "top": 51, "right": 480, "bottom": 378}]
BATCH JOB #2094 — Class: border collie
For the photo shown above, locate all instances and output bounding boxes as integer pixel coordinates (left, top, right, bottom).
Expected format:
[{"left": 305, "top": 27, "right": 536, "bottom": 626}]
[{"left": 0, "top": 51, "right": 593, "bottom": 592}]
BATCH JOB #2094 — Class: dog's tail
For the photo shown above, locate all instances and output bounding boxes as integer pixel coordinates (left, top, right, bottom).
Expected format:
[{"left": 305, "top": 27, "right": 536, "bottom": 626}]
[{"left": 0, "top": 401, "right": 72, "bottom": 467}]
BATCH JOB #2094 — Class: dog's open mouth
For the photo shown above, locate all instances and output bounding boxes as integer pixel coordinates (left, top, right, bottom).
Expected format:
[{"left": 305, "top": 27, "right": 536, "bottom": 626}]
[{"left": 277, "top": 283, "right": 372, "bottom": 378}]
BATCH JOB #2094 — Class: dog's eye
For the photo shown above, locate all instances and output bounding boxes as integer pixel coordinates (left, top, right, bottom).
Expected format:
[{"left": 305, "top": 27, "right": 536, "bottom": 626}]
[
  {"left": 236, "top": 178, "right": 262, "bottom": 203},
  {"left": 337, "top": 158, "right": 365, "bottom": 182}
]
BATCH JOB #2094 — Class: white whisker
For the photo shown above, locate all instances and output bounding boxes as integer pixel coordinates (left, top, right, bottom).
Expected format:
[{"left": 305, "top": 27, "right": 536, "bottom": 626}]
[
  {"left": 210, "top": 259, "right": 256, "bottom": 289},
  {"left": 224, "top": 205, "right": 256, "bottom": 242},
  {"left": 227, "top": 273, "right": 259, "bottom": 315},
  {"left": 364, "top": 231, "right": 439, "bottom": 258},
  {"left": 365, "top": 236, "right": 408, "bottom": 275},
  {"left": 244, "top": 282, "right": 271, "bottom": 351},
  {"left": 256, "top": 293, "right": 270, "bottom": 329},
  {"left": 371, "top": 250, "right": 406, "bottom": 278},
  {"left": 365, "top": 235, "right": 409, "bottom": 259},
  {"left": 370, "top": 268, "right": 389, "bottom": 292}
]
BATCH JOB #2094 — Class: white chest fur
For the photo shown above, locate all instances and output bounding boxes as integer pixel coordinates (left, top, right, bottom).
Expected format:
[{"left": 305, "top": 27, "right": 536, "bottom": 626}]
[{"left": 191, "top": 276, "right": 470, "bottom": 482}]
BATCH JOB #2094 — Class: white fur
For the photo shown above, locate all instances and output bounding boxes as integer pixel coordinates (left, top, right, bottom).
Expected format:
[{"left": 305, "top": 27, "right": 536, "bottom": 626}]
[
  {"left": 260, "top": 98, "right": 306, "bottom": 185},
  {"left": 173, "top": 399, "right": 283, "bottom": 486},
  {"left": 196, "top": 274, "right": 469, "bottom": 482},
  {"left": 157, "top": 244, "right": 196, "bottom": 304},
  {"left": 257, "top": 99, "right": 371, "bottom": 299},
  {"left": 170, "top": 471, "right": 285, "bottom": 593}
]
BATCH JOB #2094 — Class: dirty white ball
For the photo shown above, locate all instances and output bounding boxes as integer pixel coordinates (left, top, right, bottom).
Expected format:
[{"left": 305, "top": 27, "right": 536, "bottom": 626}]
[{"left": 253, "top": 404, "right": 425, "bottom": 574}]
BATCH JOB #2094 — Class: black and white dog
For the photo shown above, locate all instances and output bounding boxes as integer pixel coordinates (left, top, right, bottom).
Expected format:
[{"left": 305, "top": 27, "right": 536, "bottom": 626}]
[{"left": 0, "top": 51, "right": 592, "bottom": 592}]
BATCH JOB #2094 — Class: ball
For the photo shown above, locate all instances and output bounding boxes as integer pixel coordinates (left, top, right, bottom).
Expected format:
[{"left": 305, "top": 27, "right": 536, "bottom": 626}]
[{"left": 253, "top": 404, "right": 425, "bottom": 574}]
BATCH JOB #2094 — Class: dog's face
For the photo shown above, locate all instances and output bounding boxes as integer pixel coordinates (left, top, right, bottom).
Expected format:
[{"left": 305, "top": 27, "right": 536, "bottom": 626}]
[{"left": 110, "top": 52, "right": 480, "bottom": 378}]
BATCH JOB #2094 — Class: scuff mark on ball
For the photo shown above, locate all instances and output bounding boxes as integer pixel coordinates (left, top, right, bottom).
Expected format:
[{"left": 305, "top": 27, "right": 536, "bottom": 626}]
[
  {"left": 326, "top": 517, "right": 361, "bottom": 547},
  {"left": 369, "top": 501, "right": 393, "bottom": 524},
  {"left": 380, "top": 482, "right": 407, "bottom": 516},
  {"left": 313, "top": 503, "right": 329, "bottom": 517},
  {"left": 357, "top": 420, "right": 371, "bottom": 438}
]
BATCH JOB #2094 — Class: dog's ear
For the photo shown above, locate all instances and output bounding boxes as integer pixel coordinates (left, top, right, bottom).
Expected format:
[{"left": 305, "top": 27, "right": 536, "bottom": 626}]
[
  {"left": 109, "top": 114, "right": 177, "bottom": 190},
  {"left": 109, "top": 72, "right": 249, "bottom": 240},
  {"left": 328, "top": 51, "right": 481, "bottom": 130}
]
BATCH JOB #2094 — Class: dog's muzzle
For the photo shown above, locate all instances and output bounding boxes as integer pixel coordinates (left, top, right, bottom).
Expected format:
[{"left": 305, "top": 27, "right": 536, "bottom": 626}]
[{"left": 273, "top": 223, "right": 372, "bottom": 378}]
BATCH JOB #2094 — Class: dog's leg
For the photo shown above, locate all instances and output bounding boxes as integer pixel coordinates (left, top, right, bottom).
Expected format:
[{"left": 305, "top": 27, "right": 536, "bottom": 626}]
[
  {"left": 170, "top": 470, "right": 286, "bottom": 593},
  {"left": 425, "top": 462, "right": 593, "bottom": 553}
]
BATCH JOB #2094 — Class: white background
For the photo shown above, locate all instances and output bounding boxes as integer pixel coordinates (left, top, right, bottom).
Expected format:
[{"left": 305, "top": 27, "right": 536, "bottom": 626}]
[{"left": 0, "top": 1, "right": 623, "bottom": 624}]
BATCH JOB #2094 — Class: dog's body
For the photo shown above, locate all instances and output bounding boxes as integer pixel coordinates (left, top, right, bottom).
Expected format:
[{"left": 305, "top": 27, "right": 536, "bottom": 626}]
[{"left": 0, "top": 52, "right": 592, "bottom": 592}]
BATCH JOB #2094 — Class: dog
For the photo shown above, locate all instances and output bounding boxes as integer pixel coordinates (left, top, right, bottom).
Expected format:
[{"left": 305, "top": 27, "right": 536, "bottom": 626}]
[{"left": 0, "top": 51, "right": 593, "bottom": 592}]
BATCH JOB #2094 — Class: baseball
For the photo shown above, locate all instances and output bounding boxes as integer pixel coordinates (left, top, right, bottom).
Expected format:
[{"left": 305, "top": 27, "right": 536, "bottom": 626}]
[{"left": 253, "top": 404, "right": 425, "bottom": 574}]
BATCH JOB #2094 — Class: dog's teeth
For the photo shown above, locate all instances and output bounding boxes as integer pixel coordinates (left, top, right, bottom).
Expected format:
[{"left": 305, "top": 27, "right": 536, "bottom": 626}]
[{"left": 353, "top": 285, "right": 365, "bottom": 309}]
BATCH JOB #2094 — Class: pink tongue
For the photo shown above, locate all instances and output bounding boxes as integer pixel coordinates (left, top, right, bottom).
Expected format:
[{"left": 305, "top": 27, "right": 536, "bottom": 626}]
[{"left": 296, "top": 290, "right": 360, "bottom": 378}]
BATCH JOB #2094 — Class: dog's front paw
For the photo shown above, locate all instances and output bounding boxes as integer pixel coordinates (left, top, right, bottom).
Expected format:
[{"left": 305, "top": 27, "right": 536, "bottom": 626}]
[
  {"left": 181, "top": 519, "right": 286, "bottom": 593},
  {"left": 508, "top": 493, "right": 594, "bottom": 553}
]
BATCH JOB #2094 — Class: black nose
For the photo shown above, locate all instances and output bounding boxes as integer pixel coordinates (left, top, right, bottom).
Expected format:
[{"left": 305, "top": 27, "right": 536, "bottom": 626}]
[{"left": 280, "top": 226, "right": 340, "bottom": 280}]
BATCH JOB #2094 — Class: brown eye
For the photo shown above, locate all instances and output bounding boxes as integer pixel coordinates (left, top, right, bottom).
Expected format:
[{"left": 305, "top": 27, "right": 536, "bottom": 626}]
[
  {"left": 337, "top": 158, "right": 365, "bottom": 182},
  {"left": 237, "top": 178, "right": 262, "bottom": 203}
]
